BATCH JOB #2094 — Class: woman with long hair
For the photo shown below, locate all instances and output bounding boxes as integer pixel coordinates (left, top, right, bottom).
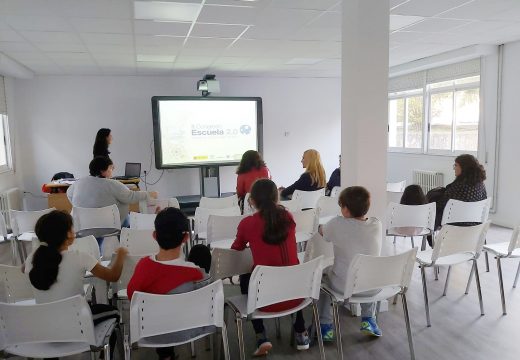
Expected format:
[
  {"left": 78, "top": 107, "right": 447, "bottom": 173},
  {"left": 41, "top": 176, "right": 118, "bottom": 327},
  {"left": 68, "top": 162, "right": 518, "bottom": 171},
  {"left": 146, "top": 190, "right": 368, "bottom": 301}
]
[
  {"left": 93, "top": 128, "right": 112, "bottom": 158},
  {"left": 231, "top": 179, "right": 309, "bottom": 356},
  {"left": 236, "top": 150, "right": 271, "bottom": 201},
  {"left": 280, "top": 149, "right": 326, "bottom": 199}
]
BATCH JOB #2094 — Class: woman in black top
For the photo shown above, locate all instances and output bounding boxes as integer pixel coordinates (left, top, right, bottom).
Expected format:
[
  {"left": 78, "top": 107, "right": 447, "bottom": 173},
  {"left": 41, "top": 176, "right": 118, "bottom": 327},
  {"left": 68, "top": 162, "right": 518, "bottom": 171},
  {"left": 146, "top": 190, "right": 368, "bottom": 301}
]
[
  {"left": 435, "top": 154, "right": 487, "bottom": 228},
  {"left": 93, "top": 128, "right": 112, "bottom": 158},
  {"left": 279, "top": 149, "right": 326, "bottom": 199}
]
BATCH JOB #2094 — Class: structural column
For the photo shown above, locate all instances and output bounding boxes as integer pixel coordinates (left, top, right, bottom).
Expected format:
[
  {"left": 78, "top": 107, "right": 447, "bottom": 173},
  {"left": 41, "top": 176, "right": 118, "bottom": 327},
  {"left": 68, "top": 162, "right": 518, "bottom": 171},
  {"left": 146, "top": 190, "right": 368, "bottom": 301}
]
[{"left": 341, "top": 0, "right": 389, "bottom": 220}]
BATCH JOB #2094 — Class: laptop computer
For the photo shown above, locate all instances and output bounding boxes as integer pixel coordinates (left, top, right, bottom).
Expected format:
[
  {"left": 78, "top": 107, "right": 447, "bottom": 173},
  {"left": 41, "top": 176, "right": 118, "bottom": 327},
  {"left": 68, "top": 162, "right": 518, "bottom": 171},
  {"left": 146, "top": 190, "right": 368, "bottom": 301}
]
[{"left": 113, "top": 162, "right": 141, "bottom": 180}]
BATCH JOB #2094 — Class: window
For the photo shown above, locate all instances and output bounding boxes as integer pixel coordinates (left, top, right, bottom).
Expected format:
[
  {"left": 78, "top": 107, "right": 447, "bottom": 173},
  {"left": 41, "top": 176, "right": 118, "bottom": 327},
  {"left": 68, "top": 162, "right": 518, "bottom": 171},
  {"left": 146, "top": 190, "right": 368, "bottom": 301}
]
[
  {"left": 0, "top": 76, "right": 11, "bottom": 172},
  {"left": 388, "top": 60, "right": 480, "bottom": 155}
]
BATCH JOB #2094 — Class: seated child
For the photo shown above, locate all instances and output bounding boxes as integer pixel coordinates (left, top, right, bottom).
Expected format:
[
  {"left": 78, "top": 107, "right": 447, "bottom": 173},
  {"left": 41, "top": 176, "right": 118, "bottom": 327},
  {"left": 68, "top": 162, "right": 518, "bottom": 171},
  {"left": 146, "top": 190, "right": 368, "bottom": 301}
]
[
  {"left": 318, "top": 186, "right": 382, "bottom": 340},
  {"left": 127, "top": 207, "right": 212, "bottom": 360},
  {"left": 394, "top": 184, "right": 428, "bottom": 236}
]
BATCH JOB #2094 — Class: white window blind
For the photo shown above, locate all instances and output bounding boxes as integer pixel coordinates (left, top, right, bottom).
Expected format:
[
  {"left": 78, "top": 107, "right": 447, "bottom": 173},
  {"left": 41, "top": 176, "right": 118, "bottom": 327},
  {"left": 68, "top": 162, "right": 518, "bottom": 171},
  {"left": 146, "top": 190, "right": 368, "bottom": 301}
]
[
  {"left": 389, "top": 71, "right": 425, "bottom": 93},
  {"left": 0, "top": 77, "right": 6, "bottom": 115}
]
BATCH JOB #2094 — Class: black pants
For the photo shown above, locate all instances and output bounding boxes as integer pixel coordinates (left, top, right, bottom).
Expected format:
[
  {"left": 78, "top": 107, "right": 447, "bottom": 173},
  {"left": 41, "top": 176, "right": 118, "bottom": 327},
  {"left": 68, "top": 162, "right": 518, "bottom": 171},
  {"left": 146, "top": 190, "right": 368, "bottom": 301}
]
[{"left": 239, "top": 273, "right": 306, "bottom": 335}]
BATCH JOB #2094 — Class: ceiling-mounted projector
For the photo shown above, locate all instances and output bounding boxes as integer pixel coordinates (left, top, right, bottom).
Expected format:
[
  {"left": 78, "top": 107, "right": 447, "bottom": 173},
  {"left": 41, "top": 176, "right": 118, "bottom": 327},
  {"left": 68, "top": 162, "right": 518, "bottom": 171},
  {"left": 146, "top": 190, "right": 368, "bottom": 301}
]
[{"left": 197, "top": 74, "right": 220, "bottom": 97}]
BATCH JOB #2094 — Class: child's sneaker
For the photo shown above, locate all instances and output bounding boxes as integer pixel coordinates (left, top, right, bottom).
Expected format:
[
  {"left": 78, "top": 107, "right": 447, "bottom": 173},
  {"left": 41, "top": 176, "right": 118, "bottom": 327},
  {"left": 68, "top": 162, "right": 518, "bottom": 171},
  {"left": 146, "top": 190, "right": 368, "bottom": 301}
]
[
  {"left": 360, "top": 317, "right": 382, "bottom": 337},
  {"left": 320, "top": 323, "right": 335, "bottom": 342},
  {"left": 295, "top": 330, "right": 310, "bottom": 350},
  {"left": 253, "top": 338, "right": 272, "bottom": 357}
]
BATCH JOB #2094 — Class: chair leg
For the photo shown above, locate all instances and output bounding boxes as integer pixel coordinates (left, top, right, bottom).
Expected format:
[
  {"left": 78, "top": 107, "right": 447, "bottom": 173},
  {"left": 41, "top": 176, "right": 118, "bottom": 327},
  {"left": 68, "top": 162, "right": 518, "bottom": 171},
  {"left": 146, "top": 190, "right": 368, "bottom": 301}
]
[
  {"left": 420, "top": 266, "right": 431, "bottom": 327},
  {"left": 401, "top": 293, "right": 415, "bottom": 360},
  {"left": 9, "top": 238, "right": 17, "bottom": 266},
  {"left": 275, "top": 317, "right": 281, "bottom": 339},
  {"left": 496, "top": 257, "right": 507, "bottom": 315},
  {"left": 103, "top": 343, "right": 110, "bottom": 360},
  {"left": 205, "top": 335, "right": 212, "bottom": 351},
  {"left": 221, "top": 324, "right": 231, "bottom": 360},
  {"left": 190, "top": 341, "right": 196, "bottom": 357},
  {"left": 332, "top": 301, "right": 343, "bottom": 360},
  {"left": 312, "top": 302, "right": 326, "bottom": 360},
  {"left": 411, "top": 236, "right": 415, "bottom": 248},
  {"left": 116, "top": 324, "right": 125, "bottom": 360},
  {"left": 421, "top": 235, "right": 426, "bottom": 251},
  {"left": 236, "top": 317, "right": 246, "bottom": 360},
  {"left": 465, "top": 265, "right": 475, "bottom": 295},
  {"left": 393, "top": 235, "right": 396, "bottom": 244},
  {"left": 514, "top": 261, "right": 520, "bottom": 288},
  {"left": 442, "top": 266, "right": 451, "bottom": 296},
  {"left": 484, "top": 239, "right": 490, "bottom": 272},
  {"left": 123, "top": 332, "right": 131, "bottom": 360},
  {"left": 392, "top": 294, "right": 398, "bottom": 305},
  {"left": 474, "top": 260, "right": 484, "bottom": 316}
]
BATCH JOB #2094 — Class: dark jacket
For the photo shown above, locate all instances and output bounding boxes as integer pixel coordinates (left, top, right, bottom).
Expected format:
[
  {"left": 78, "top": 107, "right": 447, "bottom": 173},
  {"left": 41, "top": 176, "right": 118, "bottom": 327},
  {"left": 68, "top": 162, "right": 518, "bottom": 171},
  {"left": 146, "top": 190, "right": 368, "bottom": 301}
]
[{"left": 281, "top": 172, "right": 323, "bottom": 199}]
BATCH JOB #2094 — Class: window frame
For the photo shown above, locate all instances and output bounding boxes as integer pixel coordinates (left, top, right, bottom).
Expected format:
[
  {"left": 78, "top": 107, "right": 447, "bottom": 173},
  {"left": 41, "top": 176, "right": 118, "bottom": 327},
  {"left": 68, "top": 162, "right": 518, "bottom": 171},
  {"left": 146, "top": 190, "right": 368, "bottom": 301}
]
[{"left": 0, "top": 114, "right": 12, "bottom": 174}]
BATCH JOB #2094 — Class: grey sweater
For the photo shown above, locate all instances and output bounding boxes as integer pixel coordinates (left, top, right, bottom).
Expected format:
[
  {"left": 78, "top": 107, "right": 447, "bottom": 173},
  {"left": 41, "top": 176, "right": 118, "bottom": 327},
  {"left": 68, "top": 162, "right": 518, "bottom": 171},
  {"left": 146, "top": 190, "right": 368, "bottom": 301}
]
[{"left": 67, "top": 176, "right": 149, "bottom": 222}]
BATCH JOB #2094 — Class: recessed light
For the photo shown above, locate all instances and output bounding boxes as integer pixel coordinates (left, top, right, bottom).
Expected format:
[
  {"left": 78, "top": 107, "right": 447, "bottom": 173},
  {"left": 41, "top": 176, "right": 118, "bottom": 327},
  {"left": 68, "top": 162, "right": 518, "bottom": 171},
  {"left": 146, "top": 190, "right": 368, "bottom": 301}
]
[
  {"left": 134, "top": 1, "right": 201, "bottom": 22},
  {"left": 285, "top": 58, "right": 324, "bottom": 65}
]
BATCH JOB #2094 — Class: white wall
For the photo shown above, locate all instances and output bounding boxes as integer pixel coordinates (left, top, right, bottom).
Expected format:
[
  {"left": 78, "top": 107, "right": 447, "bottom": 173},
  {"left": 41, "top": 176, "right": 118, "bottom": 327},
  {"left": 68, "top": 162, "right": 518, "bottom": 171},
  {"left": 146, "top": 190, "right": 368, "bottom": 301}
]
[
  {"left": 0, "top": 77, "right": 19, "bottom": 193},
  {"left": 13, "top": 76, "right": 341, "bottom": 209},
  {"left": 491, "top": 41, "right": 520, "bottom": 227}
]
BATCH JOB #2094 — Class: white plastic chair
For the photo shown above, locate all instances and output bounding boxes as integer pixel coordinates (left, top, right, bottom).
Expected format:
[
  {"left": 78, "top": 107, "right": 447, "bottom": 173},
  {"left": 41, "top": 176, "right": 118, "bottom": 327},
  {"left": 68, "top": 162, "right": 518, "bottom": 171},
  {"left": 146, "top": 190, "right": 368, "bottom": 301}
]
[
  {"left": 207, "top": 214, "right": 246, "bottom": 249},
  {"left": 387, "top": 190, "right": 404, "bottom": 205},
  {"left": 387, "top": 180, "right": 406, "bottom": 192},
  {"left": 482, "top": 225, "right": 520, "bottom": 315},
  {"left": 441, "top": 198, "right": 492, "bottom": 284},
  {"left": 129, "top": 212, "right": 156, "bottom": 230},
  {"left": 226, "top": 256, "right": 325, "bottom": 360},
  {"left": 292, "top": 209, "right": 319, "bottom": 248},
  {"left": 10, "top": 208, "right": 55, "bottom": 261},
  {"left": 321, "top": 248, "right": 417, "bottom": 359},
  {"left": 292, "top": 189, "right": 325, "bottom": 209},
  {"left": 316, "top": 196, "right": 341, "bottom": 225},
  {"left": 0, "top": 264, "right": 34, "bottom": 304},
  {"left": 199, "top": 195, "right": 238, "bottom": 209},
  {"left": 120, "top": 228, "right": 158, "bottom": 255},
  {"left": 386, "top": 202, "right": 436, "bottom": 249},
  {"left": 303, "top": 233, "right": 334, "bottom": 269},
  {"left": 0, "top": 215, "right": 17, "bottom": 265},
  {"left": 330, "top": 186, "right": 342, "bottom": 198},
  {"left": 72, "top": 205, "right": 121, "bottom": 231},
  {"left": 139, "top": 197, "right": 181, "bottom": 214},
  {"left": 129, "top": 280, "right": 229, "bottom": 360},
  {"left": 113, "top": 255, "right": 144, "bottom": 300},
  {"left": 209, "top": 248, "right": 253, "bottom": 281},
  {"left": 70, "top": 235, "right": 101, "bottom": 260},
  {"left": 243, "top": 193, "right": 255, "bottom": 215},
  {"left": 0, "top": 295, "right": 121, "bottom": 359},
  {"left": 279, "top": 198, "right": 302, "bottom": 213},
  {"left": 193, "top": 206, "right": 241, "bottom": 240},
  {"left": 416, "top": 221, "right": 491, "bottom": 327}
]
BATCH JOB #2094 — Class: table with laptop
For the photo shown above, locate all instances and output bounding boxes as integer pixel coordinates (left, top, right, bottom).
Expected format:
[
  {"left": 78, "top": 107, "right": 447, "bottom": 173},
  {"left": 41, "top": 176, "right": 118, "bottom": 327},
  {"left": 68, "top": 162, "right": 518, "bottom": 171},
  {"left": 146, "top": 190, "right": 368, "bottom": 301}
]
[{"left": 44, "top": 162, "right": 142, "bottom": 213}]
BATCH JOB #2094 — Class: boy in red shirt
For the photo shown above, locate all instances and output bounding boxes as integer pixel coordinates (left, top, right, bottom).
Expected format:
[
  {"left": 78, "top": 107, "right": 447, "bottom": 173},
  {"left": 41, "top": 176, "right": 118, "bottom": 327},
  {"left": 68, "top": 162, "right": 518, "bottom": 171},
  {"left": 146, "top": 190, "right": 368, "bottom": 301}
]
[{"left": 127, "top": 207, "right": 211, "bottom": 360}]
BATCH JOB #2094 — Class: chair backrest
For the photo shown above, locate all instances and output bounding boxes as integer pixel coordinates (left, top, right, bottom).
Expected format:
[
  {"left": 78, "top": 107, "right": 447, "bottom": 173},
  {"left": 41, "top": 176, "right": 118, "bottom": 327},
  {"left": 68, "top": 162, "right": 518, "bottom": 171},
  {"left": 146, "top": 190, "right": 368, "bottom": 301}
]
[
  {"left": 330, "top": 186, "right": 343, "bottom": 198},
  {"left": 386, "top": 202, "right": 436, "bottom": 234},
  {"left": 139, "top": 198, "right": 181, "bottom": 214},
  {"left": 130, "top": 280, "right": 224, "bottom": 344},
  {"left": 246, "top": 256, "right": 323, "bottom": 313},
  {"left": 243, "top": 193, "right": 255, "bottom": 215},
  {"left": 441, "top": 198, "right": 491, "bottom": 225},
  {"left": 129, "top": 212, "right": 156, "bottom": 230},
  {"left": 432, "top": 221, "right": 491, "bottom": 262},
  {"left": 291, "top": 209, "right": 318, "bottom": 234},
  {"left": 10, "top": 208, "right": 55, "bottom": 236},
  {"left": 279, "top": 198, "right": 302, "bottom": 213},
  {"left": 209, "top": 248, "right": 253, "bottom": 280},
  {"left": 72, "top": 205, "right": 121, "bottom": 231},
  {"left": 206, "top": 214, "right": 246, "bottom": 245},
  {"left": 303, "top": 233, "right": 334, "bottom": 269},
  {"left": 120, "top": 228, "right": 158, "bottom": 255},
  {"left": 199, "top": 195, "right": 238, "bottom": 209},
  {"left": 316, "top": 196, "right": 341, "bottom": 218},
  {"left": 114, "top": 255, "right": 144, "bottom": 294},
  {"left": 0, "top": 295, "right": 96, "bottom": 352},
  {"left": 69, "top": 235, "right": 101, "bottom": 259},
  {"left": 387, "top": 180, "right": 406, "bottom": 192},
  {"left": 292, "top": 189, "right": 326, "bottom": 209},
  {"left": 0, "top": 215, "right": 7, "bottom": 238},
  {"left": 386, "top": 190, "right": 403, "bottom": 205},
  {"left": 168, "top": 197, "right": 181, "bottom": 209},
  {"left": 0, "top": 265, "right": 34, "bottom": 303},
  {"left": 344, "top": 248, "right": 417, "bottom": 298},
  {"left": 507, "top": 225, "right": 520, "bottom": 255},
  {"left": 193, "top": 206, "right": 241, "bottom": 237}
]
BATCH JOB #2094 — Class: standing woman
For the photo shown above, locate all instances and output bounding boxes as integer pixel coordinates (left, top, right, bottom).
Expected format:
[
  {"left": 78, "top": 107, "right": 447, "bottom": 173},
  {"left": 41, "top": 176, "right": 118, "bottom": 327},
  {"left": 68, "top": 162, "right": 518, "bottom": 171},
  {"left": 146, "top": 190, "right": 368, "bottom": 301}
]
[
  {"left": 231, "top": 179, "right": 310, "bottom": 356},
  {"left": 93, "top": 128, "right": 112, "bottom": 158},
  {"left": 279, "top": 149, "right": 326, "bottom": 199},
  {"left": 236, "top": 150, "right": 271, "bottom": 201}
]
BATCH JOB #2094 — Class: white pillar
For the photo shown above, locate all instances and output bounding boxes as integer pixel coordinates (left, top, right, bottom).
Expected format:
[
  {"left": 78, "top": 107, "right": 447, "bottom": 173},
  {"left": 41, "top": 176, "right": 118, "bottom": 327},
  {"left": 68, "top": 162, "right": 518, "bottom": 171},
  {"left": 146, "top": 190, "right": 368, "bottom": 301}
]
[{"left": 341, "top": 0, "right": 389, "bottom": 219}]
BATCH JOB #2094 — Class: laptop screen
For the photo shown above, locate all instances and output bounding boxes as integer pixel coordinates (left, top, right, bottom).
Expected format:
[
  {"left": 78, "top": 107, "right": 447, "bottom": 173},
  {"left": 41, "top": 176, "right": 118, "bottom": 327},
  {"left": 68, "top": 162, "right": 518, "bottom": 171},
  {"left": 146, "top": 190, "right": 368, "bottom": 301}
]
[{"left": 125, "top": 162, "right": 141, "bottom": 177}]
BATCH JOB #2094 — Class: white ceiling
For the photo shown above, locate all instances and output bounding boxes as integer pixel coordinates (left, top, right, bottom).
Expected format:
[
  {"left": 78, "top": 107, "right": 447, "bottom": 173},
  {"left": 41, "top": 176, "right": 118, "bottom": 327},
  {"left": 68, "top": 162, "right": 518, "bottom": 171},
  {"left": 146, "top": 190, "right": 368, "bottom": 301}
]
[{"left": 1, "top": 0, "right": 520, "bottom": 77}]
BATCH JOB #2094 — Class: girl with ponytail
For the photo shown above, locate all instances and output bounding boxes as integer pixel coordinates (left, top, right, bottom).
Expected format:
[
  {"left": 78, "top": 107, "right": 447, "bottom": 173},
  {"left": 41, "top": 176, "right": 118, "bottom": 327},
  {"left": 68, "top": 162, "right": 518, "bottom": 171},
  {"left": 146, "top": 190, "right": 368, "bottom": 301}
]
[
  {"left": 25, "top": 210, "right": 128, "bottom": 304},
  {"left": 231, "top": 179, "right": 310, "bottom": 356}
]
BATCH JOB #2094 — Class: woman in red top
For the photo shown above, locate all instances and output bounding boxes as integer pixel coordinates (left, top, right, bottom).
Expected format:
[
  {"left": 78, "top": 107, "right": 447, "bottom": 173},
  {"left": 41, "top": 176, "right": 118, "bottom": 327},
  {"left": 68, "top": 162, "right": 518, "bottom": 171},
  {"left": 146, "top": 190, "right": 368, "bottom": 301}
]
[
  {"left": 231, "top": 179, "right": 309, "bottom": 356},
  {"left": 236, "top": 150, "right": 271, "bottom": 202}
]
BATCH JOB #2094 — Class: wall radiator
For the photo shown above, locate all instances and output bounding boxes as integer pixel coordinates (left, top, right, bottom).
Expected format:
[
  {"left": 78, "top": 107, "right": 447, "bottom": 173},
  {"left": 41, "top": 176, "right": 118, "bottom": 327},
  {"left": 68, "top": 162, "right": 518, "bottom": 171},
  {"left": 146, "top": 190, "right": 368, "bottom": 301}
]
[
  {"left": 0, "top": 188, "right": 22, "bottom": 230},
  {"left": 413, "top": 170, "right": 444, "bottom": 193}
]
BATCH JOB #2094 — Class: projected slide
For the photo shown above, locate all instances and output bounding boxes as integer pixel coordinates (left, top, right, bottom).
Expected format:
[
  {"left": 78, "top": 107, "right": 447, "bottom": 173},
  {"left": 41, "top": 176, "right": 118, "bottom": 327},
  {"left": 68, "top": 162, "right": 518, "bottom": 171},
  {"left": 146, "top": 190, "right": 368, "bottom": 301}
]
[{"left": 154, "top": 98, "right": 261, "bottom": 168}]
